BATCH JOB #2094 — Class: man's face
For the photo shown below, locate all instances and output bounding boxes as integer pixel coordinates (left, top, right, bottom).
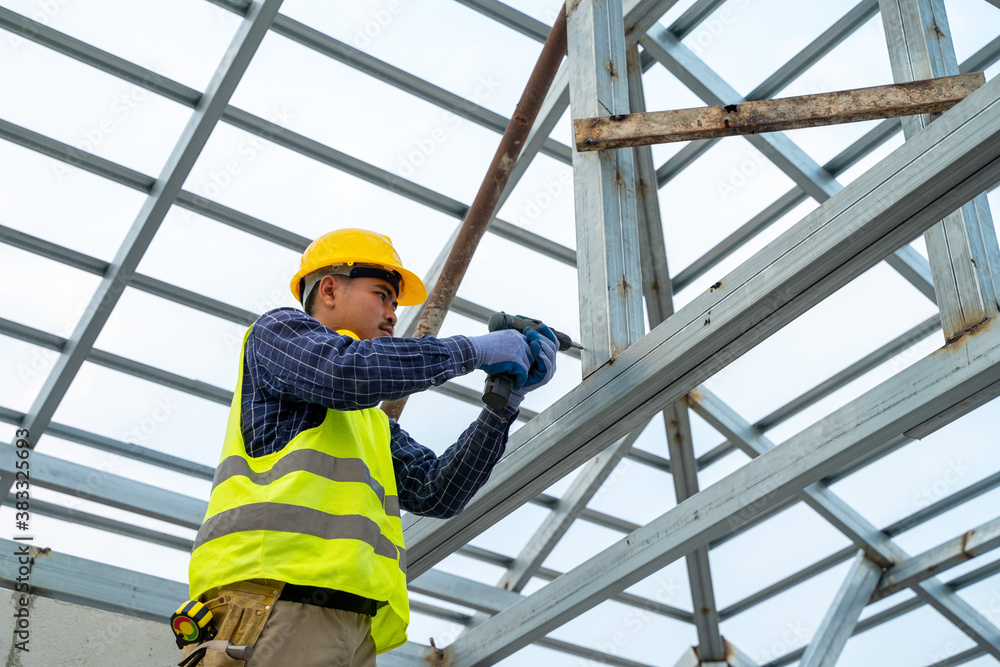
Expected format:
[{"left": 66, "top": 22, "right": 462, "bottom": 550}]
[{"left": 315, "top": 275, "right": 398, "bottom": 340}]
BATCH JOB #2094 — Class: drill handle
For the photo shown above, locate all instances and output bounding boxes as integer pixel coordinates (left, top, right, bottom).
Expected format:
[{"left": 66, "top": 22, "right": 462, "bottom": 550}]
[{"left": 482, "top": 373, "right": 515, "bottom": 409}]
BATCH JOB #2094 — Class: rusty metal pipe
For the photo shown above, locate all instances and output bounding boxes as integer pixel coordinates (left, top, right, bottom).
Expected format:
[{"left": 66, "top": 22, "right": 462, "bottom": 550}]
[{"left": 381, "top": 5, "right": 567, "bottom": 421}]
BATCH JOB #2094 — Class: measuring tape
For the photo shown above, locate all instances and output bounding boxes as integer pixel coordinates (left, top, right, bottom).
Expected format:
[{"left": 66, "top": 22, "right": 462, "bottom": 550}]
[{"left": 170, "top": 600, "right": 216, "bottom": 649}]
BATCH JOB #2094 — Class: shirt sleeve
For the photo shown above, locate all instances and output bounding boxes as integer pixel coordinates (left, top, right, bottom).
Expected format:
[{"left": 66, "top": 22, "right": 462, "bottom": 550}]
[
  {"left": 390, "top": 405, "right": 516, "bottom": 518},
  {"left": 248, "top": 308, "right": 479, "bottom": 410}
]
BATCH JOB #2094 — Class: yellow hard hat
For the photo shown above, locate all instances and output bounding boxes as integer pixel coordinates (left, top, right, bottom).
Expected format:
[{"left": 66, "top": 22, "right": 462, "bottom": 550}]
[{"left": 290, "top": 228, "right": 427, "bottom": 306}]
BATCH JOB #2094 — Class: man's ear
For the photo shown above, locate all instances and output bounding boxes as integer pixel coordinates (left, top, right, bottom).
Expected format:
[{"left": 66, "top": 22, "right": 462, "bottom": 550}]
[{"left": 316, "top": 275, "right": 339, "bottom": 311}]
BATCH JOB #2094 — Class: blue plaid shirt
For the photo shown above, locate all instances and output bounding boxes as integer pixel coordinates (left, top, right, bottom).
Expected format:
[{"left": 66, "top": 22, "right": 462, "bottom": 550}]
[{"left": 240, "top": 307, "right": 516, "bottom": 518}]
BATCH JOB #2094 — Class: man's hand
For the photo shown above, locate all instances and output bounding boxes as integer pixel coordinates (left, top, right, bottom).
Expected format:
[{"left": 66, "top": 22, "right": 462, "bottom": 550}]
[
  {"left": 470, "top": 330, "right": 533, "bottom": 389},
  {"left": 522, "top": 325, "right": 558, "bottom": 392}
]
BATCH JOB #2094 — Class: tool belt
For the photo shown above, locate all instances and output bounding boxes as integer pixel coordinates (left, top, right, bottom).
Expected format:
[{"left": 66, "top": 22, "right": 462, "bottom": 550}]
[
  {"left": 279, "top": 584, "right": 378, "bottom": 616},
  {"left": 178, "top": 580, "right": 284, "bottom": 667}
]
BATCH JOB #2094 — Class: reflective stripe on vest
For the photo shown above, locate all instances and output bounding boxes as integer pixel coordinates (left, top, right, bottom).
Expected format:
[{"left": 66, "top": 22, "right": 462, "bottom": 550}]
[
  {"left": 193, "top": 503, "right": 400, "bottom": 561},
  {"left": 212, "top": 451, "right": 401, "bottom": 518},
  {"left": 188, "top": 325, "right": 409, "bottom": 654}
]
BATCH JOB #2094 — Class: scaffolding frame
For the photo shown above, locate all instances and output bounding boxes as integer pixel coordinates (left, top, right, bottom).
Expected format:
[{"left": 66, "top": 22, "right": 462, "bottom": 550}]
[{"left": 2, "top": 0, "right": 1000, "bottom": 665}]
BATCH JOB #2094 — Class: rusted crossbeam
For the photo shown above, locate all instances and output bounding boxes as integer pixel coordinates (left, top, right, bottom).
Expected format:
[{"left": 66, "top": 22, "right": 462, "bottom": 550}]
[{"left": 574, "top": 72, "right": 984, "bottom": 151}]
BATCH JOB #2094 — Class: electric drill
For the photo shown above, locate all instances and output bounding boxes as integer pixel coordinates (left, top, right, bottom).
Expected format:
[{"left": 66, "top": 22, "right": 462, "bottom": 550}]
[{"left": 481, "top": 312, "right": 579, "bottom": 409}]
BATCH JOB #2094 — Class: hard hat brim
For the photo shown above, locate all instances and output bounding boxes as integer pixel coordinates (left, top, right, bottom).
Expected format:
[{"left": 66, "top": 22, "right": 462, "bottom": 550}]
[{"left": 290, "top": 262, "right": 426, "bottom": 306}]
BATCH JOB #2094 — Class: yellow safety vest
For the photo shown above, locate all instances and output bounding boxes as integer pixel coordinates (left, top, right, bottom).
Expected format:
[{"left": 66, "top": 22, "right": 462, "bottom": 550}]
[{"left": 188, "top": 327, "right": 408, "bottom": 653}]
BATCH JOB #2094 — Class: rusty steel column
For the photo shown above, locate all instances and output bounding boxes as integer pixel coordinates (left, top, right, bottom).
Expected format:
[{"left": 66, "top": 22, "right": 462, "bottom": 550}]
[{"left": 381, "top": 5, "right": 567, "bottom": 421}]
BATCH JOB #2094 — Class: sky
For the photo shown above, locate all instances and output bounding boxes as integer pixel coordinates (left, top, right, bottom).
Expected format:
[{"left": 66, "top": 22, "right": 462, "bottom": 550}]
[{"left": 1, "top": 0, "right": 1000, "bottom": 665}]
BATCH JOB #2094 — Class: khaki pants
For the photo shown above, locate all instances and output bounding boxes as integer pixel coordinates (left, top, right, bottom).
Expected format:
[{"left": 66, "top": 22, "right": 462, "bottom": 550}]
[
  {"left": 181, "top": 581, "right": 376, "bottom": 667},
  {"left": 249, "top": 600, "right": 376, "bottom": 667}
]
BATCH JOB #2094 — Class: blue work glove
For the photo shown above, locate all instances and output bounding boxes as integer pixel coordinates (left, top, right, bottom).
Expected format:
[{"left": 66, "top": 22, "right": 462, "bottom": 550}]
[
  {"left": 522, "top": 325, "right": 558, "bottom": 392},
  {"left": 469, "top": 330, "right": 533, "bottom": 390}
]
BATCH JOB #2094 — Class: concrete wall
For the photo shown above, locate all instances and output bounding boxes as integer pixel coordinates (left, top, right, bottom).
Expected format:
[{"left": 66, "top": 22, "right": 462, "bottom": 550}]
[{"left": 3, "top": 592, "right": 178, "bottom": 666}]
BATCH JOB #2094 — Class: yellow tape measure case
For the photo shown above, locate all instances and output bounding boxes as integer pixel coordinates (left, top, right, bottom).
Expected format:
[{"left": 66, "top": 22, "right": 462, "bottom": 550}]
[{"left": 170, "top": 599, "right": 216, "bottom": 649}]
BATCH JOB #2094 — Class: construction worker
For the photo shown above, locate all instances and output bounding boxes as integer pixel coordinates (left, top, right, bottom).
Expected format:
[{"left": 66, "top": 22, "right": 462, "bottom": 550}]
[{"left": 182, "top": 228, "right": 558, "bottom": 666}]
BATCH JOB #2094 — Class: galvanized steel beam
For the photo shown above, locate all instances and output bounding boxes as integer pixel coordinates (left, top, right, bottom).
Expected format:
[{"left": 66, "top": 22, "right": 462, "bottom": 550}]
[
  {"left": 639, "top": 21, "right": 937, "bottom": 301},
  {"left": 2, "top": 494, "right": 195, "bottom": 552},
  {"left": 569, "top": 0, "right": 645, "bottom": 376},
  {"left": 798, "top": 551, "right": 883, "bottom": 667},
  {"left": 873, "top": 514, "right": 1000, "bottom": 600},
  {"left": 696, "top": 315, "right": 940, "bottom": 469},
  {"left": 628, "top": 43, "right": 725, "bottom": 663},
  {"left": 411, "top": 569, "right": 660, "bottom": 667},
  {"left": 0, "top": 0, "right": 285, "bottom": 502},
  {"left": 670, "top": 0, "right": 730, "bottom": 39},
  {"left": 764, "top": 554, "right": 1000, "bottom": 667},
  {"left": 689, "top": 386, "right": 1000, "bottom": 658},
  {"left": 0, "top": 538, "right": 187, "bottom": 622},
  {"left": 656, "top": 0, "right": 881, "bottom": 189},
  {"left": 749, "top": 0, "right": 880, "bottom": 101},
  {"left": 497, "top": 431, "right": 640, "bottom": 594},
  {"left": 8, "top": 447, "right": 206, "bottom": 529},
  {"left": 880, "top": 0, "right": 1000, "bottom": 341},
  {"left": 442, "top": 313, "right": 1000, "bottom": 665},
  {"left": 0, "top": 10, "right": 575, "bottom": 265},
  {"left": 0, "top": 317, "right": 231, "bottom": 405},
  {"left": 453, "top": 0, "right": 551, "bottom": 42},
  {"left": 404, "top": 71, "right": 1000, "bottom": 578},
  {"left": 0, "top": 405, "right": 214, "bottom": 480}
]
